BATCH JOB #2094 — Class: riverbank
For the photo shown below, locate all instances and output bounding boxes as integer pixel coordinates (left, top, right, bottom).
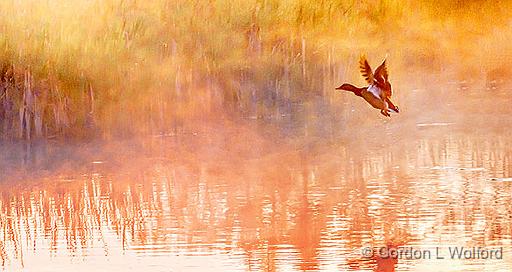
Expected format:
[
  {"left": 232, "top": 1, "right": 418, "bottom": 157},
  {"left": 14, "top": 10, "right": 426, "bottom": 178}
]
[{"left": 1, "top": 0, "right": 511, "bottom": 141}]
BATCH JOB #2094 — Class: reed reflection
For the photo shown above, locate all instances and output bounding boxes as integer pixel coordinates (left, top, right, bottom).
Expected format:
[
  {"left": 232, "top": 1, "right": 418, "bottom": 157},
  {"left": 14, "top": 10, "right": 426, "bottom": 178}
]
[{"left": 0, "top": 132, "right": 511, "bottom": 271}]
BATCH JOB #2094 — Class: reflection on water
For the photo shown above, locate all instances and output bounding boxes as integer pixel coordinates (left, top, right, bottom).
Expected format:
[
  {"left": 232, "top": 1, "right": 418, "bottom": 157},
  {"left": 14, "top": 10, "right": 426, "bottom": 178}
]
[
  {"left": 1, "top": 89, "right": 512, "bottom": 271},
  {"left": 1, "top": 131, "right": 511, "bottom": 271}
]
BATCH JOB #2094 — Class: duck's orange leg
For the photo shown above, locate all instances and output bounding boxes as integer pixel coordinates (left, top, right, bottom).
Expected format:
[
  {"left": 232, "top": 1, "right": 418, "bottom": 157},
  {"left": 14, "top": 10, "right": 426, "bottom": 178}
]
[{"left": 380, "top": 110, "right": 391, "bottom": 117}]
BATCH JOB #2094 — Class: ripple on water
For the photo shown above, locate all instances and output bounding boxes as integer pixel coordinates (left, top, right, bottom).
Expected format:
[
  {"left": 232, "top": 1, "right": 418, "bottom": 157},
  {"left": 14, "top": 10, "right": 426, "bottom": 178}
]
[{"left": 1, "top": 128, "right": 512, "bottom": 271}]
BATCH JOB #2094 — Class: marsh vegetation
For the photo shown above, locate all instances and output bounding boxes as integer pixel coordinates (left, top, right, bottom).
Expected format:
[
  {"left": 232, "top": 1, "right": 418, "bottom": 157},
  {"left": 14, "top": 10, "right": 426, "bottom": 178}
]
[
  {"left": 1, "top": 0, "right": 511, "bottom": 140},
  {"left": 1, "top": 2, "right": 512, "bottom": 271}
]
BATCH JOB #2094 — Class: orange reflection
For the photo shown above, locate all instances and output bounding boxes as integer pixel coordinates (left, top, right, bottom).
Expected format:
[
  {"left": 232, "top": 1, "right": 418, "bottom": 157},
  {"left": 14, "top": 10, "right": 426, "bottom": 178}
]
[{"left": 0, "top": 129, "right": 511, "bottom": 271}]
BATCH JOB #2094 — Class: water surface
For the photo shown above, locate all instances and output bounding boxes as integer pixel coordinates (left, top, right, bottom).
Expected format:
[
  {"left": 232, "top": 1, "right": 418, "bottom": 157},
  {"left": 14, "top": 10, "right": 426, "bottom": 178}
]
[{"left": 1, "top": 87, "right": 512, "bottom": 272}]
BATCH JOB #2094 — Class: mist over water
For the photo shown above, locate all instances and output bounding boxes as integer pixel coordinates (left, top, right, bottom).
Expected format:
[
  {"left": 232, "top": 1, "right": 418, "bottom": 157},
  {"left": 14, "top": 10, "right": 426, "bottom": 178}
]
[
  {"left": 1, "top": 71, "right": 512, "bottom": 271},
  {"left": 2, "top": 0, "right": 512, "bottom": 270}
]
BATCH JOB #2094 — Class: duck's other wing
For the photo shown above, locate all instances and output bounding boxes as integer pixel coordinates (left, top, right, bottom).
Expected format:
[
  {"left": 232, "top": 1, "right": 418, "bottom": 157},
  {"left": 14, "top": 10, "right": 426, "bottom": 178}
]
[{"left": 374, "top": 58, "right": 389, "bottom": 84}]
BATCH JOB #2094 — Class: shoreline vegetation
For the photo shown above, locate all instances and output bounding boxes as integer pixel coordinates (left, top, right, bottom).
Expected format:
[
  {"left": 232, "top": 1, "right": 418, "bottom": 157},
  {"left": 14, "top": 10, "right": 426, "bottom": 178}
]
[{"left": 0, "top": 0, "right": 511, "bottom": 141}]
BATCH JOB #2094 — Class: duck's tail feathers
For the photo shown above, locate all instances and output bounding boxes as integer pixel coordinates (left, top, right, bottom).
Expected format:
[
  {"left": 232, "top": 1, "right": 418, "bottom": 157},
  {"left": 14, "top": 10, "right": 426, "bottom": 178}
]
[
  {"left": 335, "top": 83, "right": 363, "bottom": 97},
  {"left": 386, "top": 98, "right": 400, "bottom": 113}
]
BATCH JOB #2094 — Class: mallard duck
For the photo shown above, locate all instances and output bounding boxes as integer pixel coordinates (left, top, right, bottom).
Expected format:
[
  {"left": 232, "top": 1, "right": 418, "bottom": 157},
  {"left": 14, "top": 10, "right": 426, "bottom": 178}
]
[{"left": 336, "top": 55, "right": 399, "bottom": 117}]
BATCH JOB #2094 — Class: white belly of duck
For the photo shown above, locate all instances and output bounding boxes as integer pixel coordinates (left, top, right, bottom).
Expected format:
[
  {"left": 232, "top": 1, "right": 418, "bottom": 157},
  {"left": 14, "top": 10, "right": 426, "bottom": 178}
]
[{"left": 361, "top": 88, "right": 387, "bottom": 110}]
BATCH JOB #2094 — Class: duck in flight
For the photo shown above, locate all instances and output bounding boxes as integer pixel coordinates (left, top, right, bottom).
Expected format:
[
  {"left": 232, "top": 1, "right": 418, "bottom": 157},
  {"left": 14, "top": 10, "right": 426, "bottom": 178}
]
[{"left": 336, "top": 55, "right": 399, "bottom": 117}]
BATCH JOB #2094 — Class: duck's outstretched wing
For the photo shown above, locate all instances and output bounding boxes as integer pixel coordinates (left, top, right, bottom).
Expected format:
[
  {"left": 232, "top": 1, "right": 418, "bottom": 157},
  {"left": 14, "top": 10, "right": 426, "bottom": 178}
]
[
  {"left": 375, "top": 58, "right": 392, "bottom": 97},
  {"left": 359, "top": 55, "right": 374, "bottom": 84},
  {"left": 374, "top": 58, "right": 388, "bottom": 84}
]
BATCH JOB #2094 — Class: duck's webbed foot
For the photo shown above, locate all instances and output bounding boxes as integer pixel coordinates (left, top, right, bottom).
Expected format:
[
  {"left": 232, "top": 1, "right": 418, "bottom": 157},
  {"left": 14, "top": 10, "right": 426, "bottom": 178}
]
[{"left": 380, "top": 110, "right": 391, "bottom": 117}]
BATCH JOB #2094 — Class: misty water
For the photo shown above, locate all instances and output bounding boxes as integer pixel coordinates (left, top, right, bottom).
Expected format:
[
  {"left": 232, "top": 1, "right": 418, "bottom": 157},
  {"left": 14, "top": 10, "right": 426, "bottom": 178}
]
[{"left": 1, "top": 84, "right": 512, "bottom": 272}]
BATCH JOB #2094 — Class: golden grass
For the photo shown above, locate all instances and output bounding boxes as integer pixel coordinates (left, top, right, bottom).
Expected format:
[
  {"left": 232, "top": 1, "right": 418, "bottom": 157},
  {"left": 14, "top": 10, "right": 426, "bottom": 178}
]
[{"left": 0, "top": 0, "right": 511, "bottom": 139}]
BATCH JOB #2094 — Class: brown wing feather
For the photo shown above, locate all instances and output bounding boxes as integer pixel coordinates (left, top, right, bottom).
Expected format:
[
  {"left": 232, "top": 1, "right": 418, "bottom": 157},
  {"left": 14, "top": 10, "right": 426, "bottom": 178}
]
[
  {"left": 374, "top": 59, "right": 388, "bottom": 83},
  {"left": 359, "top": 55, "right": 374, "bottom": 84}
]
